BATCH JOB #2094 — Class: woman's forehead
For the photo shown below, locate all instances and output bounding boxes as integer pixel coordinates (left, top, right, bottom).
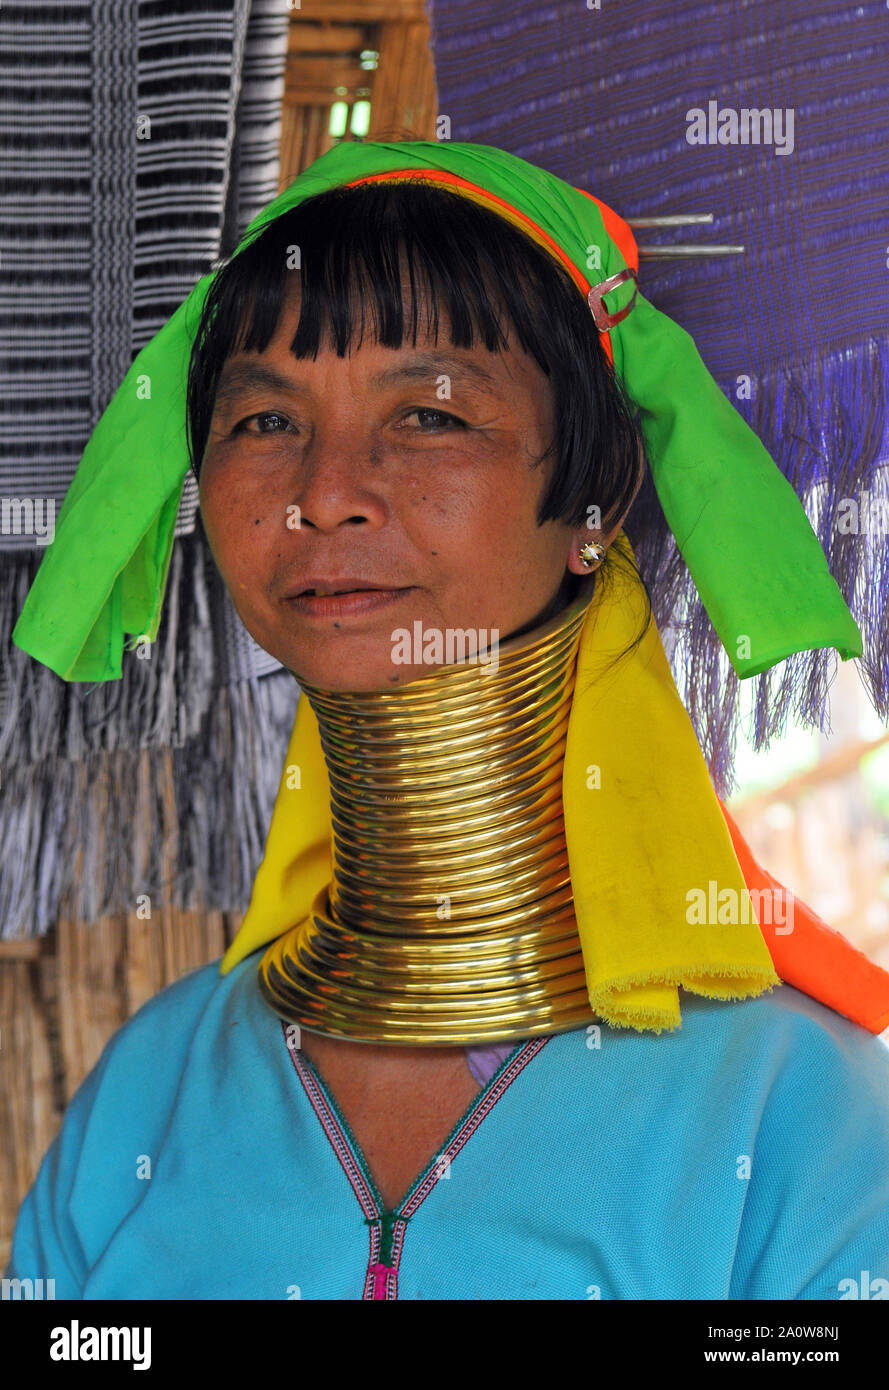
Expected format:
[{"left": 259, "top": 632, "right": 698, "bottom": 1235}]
[{"left": 215, "top": 338, "right": 543, "bottom": 409}]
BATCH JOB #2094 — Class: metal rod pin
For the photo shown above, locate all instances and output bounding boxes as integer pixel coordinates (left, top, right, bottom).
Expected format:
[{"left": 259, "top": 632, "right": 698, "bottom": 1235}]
[
  {"left": 626, "top": 214, "right": 715, "bottom": 227},
  {"left": 637, "top": 244, "right": 746, "bottom": 257}
]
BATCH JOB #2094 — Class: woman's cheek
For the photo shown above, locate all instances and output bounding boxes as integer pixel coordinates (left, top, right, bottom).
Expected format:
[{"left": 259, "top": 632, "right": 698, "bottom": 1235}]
[
  {"left": 203, "top": 467, "right": 285, "bottom": 538},
  {"left": 398, "top": 450, "right": 496, "bottom": 516}
]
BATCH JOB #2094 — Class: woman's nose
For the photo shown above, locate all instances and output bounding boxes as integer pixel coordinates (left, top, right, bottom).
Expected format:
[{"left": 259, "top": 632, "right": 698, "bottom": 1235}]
[{"left": 288, "top": 432, "right": 388, "bottom": 533}]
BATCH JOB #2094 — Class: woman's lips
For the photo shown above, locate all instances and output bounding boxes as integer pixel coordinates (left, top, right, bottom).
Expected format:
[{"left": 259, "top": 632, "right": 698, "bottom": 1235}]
[{"left": 285, "top": 587, "right": 416, "bottom": 618}]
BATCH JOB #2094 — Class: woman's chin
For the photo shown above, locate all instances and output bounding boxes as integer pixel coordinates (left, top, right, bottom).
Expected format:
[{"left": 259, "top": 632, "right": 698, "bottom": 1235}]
[
  {"left": 267, "top": 606, "right": 503, "bottom": 692},
  {"left": 280, "top": 644, "right": 440, "bottom": 693},
  {"left": 288, "top": 662, "right": 437, "bottom": 693}
]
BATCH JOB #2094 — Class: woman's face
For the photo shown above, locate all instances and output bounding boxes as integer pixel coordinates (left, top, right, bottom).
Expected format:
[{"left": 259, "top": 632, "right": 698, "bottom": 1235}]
[{"left": 198, "top": 279, "right": 597, "bottom": 691}]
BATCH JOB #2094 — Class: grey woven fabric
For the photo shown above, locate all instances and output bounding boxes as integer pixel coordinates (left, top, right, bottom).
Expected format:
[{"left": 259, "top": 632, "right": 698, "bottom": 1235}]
[{"left": 0, "top": 0, "right": 293, "bottom": 936}]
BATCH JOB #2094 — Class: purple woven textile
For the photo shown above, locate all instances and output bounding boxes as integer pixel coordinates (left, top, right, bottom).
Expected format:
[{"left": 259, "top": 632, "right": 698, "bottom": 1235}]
[
  {"left": 465, "top": 1043, "right": 517, "bottom": 1087},
  {"left": 427, "top": 0, "right": 889, "bottom": 791}
]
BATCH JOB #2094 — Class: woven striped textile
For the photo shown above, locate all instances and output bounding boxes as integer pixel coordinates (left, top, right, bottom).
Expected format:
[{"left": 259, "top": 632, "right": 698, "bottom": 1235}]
[{"left": 0, "top": 0, "right": 293, "bottom": 936}]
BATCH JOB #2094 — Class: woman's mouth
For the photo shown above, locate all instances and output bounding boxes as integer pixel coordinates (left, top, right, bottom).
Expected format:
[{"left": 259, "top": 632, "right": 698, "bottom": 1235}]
[{"left": 285, "top": 587, "right": 416, "bottom": 618}]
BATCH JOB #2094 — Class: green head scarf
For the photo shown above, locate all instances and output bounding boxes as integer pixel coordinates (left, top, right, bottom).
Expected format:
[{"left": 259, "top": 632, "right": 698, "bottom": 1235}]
[{"left": 12, "top": 139, "right": 862, "bottom": 681}]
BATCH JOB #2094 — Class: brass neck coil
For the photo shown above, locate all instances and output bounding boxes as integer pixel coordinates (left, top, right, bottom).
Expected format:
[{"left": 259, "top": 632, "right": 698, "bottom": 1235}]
[{"left": 259, "top": 578, "right": 600, "bottom": 1044}]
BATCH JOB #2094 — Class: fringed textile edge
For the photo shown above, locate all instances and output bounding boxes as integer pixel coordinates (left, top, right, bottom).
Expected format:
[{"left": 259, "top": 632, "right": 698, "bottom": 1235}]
[
  {"left": 627, "top": 332, "right": 889, "bottom": 796},
  {"left": 0, "top": 533, "right": 298, "bottom": 937}
]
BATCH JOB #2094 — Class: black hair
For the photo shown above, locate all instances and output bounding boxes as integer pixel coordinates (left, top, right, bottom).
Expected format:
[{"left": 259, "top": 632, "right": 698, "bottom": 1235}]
[{"left": 185, "top": 179, "right": 646, "bottom": 545}]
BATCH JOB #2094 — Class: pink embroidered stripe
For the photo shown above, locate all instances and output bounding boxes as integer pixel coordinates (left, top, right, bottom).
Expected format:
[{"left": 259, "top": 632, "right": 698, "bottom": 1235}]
[
  {"left": 283, "top": 1025, "right": 378, "bottom": 1221},
  {"left": 369, "top": 1262, "right": 396, "bottom": 1300},
  {"left": 401, "top": 1037, "right": 550, "bottom": 1220}
]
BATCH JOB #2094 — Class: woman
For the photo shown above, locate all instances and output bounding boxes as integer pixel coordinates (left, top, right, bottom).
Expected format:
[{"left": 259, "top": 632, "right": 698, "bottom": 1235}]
[{"left": 8, "top": 139, "right": 889, "bottom": 1300}]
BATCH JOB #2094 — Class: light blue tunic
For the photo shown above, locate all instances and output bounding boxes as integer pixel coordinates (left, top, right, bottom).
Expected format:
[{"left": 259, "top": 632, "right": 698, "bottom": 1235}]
[{"left": 7, "top": 952, "right": 889, "bottom": 1300}]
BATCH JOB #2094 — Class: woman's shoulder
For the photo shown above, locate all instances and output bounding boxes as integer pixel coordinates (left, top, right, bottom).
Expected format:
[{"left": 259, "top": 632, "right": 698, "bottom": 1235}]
[
  {"left": 542, "top": 981, "right": 889, "bottom": 1124},
  {"left": 706, "top": 981, "right": 889, "bottom": 1092},
  {"left": 7, "top": 955, "right": 263, "bottom": 1293},
  {"left": 737, "top": 983, "right": 889, "bottom": 1137},
  {"left": 58, "top": 953, "right": 263, "bottom": 1151},
  {"left": 704, "top": 985, "right": 889, "bottom": 1298},
  {"left": 538, "top": 984, "right": 889, "bottom": 1299},
  {"left": 669, "top": 980, "right": 889, "bottom": 1074},
  {"left": 89, "top": 952, "right": 257, "bottom": 1071},
  {"left": 710, "top": 976, "right": 888, "bottom": 1039},
  {"left": 550, "top": 981, "right": 889, "bottom": 1062}
]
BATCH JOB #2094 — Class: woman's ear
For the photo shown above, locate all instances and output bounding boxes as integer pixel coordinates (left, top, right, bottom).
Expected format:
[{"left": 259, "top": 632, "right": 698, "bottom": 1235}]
[{"left": 565, "top": 449, "right": 646, "bottom": 576}]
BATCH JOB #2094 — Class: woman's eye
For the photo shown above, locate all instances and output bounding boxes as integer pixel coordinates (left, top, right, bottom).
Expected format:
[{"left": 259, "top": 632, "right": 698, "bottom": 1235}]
[
  {"left": 234, "top": 411, "right": 295, "bottom": 435},
  {"left": 401, "top": 407, "right": 466, "bottom": 432}
]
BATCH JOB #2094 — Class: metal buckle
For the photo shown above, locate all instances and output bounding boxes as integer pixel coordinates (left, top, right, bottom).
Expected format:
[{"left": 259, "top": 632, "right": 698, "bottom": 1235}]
[{"left": 587, "top": 267, "right": 638, "bottom": 332}]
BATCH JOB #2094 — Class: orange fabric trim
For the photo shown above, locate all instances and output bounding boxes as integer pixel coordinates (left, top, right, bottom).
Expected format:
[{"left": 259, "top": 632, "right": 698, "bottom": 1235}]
[
  {"left": 719, "top": 799, "right": 889, "bottom": 1035},
  {"left": 344, "top": 168, "right": 615, "bottom": 367},
  {"left": 574, "top": 187, "right": 640, "bottom": 274}
]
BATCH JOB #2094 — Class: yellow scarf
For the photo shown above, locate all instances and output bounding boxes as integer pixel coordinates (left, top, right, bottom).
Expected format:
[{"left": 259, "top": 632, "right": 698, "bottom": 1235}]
[{"left": 221, "top": 534, "right": 780, "bottom": 1031}]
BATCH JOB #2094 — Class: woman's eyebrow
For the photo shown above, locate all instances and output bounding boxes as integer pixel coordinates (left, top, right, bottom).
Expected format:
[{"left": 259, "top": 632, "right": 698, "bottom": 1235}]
[
  {"left": 215, "top": 361, "right": 307, "bottom": 408},
  {"left": 214, "top": 352, "right": 504, "bottom": 410},
  {"left": 368, "top": 353, "right": 502, "bottom": 392}
]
